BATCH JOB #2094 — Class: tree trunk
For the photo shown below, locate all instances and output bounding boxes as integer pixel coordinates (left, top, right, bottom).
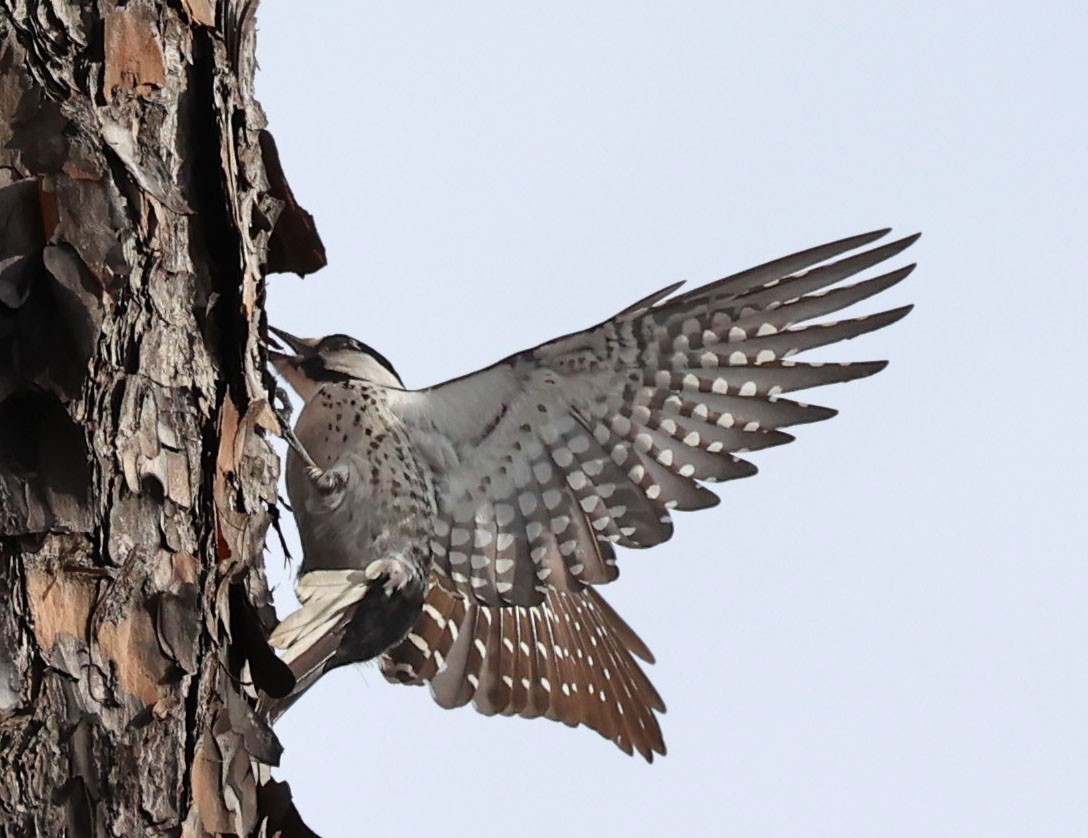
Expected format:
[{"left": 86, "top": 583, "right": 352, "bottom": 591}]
[{"left": 0, "top": 2, "right": 324, "bottom": 834}]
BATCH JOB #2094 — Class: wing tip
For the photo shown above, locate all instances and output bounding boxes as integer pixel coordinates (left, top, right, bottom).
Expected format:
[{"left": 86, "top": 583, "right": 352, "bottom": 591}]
[
  {"left": 883, "top": 262, "right": 918, "bottom": 285},
  {"left": 858, "top": 226, "right": 893, "bottom": 243}
]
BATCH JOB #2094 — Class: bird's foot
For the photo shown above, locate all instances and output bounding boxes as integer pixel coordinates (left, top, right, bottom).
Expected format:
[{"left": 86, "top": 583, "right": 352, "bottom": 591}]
[
  {"left": 275, "top": 419, "right": 344, "bottom": 495},
  {"left": 305, "top": 463, "right": 348, "bottom": 495},
  {"left": 363, "top": 559, "right": 416, "bottom": 598},
  {"left": 271, "top": 385, "right": 294, "bottom": 424},
  {"left": 273, "top": 406, "right": 324, "bottom": 475}
]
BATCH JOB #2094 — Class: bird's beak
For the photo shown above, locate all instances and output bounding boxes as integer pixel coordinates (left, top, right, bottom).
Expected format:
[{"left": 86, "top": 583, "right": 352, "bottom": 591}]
[
  {"left": 267, "top": 325, "right": 318, "bottom": 357},
  {"left": 266, "top": 327, "right": 324, "bottom": 401}
]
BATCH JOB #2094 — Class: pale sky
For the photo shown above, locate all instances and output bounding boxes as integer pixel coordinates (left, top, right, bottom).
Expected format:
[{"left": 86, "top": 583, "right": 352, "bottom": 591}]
[{"left": 256, "top": 3, "right": 1086, "bottom": 836}]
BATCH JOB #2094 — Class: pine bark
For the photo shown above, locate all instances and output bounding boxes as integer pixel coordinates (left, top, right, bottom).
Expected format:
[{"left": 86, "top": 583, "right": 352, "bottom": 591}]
[{"left": 0, "top": 1, "right": 323, "bottom": 835}]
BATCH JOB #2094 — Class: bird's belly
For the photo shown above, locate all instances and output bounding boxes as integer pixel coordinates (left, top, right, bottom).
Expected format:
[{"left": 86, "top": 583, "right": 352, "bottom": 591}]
[{"left": 286, "top": 448, "right": 431, "bottom": 575}]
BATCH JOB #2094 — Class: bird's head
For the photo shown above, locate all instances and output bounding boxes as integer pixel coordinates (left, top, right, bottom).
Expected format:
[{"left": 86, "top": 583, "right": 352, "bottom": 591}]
[{"left": 267, "top": 326, "right": 403, "bottom": 401}]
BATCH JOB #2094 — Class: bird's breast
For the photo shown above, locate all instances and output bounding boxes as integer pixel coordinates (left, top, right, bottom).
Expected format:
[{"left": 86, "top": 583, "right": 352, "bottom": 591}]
[{"left": 286, "top": 382, "right": 435, "bottom": 574}]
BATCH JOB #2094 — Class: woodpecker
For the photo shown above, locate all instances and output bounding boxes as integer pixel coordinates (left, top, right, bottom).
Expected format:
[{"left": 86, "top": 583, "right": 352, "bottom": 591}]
[{"left": 265, "top": 228, "right": 918, "bottom": 761}]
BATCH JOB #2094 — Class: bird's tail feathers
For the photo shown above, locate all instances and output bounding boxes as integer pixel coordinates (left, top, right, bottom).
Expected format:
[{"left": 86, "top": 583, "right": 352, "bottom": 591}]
[
  {"left": 261, "top": 570, "right": 371, "bottom": 722},
  {"left": 268, "top": 569, "right": 370, "bottom": 661}
]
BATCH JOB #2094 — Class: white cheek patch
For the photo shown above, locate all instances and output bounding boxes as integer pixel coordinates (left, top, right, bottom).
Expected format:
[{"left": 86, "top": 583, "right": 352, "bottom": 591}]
[{"left": 272, "top": 359, "right": 323, "bottom": 402}]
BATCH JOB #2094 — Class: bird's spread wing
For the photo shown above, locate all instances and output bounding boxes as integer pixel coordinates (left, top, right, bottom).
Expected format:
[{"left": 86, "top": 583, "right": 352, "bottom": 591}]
[
  {"left": 381, "top": 578, "right": 666, "bottom": 761},
  {"left": 387, "top": 229, "right": 917, "bottom": 607}
]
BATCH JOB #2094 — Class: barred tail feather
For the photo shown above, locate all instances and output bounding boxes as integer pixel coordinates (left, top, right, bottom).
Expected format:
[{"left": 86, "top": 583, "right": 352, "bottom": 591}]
[{"left": 381, "top": 583, "right": 667, "bottom": 761}]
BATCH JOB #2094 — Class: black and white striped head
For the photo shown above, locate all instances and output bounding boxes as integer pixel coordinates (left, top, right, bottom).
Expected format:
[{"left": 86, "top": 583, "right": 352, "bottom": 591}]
[{"left": 268, "top": 326, "right": 403, "bottom": 401}]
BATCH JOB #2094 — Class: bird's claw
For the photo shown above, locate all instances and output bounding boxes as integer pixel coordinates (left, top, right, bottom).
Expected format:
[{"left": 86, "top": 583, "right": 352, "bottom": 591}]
[
  {"left": 272, "top": 385, "right": 294, "bottom": 424},
  {"left": 307, "top": 464, "right": 348, "bottom": 495},
  {"left": 363, "top": 559, "right": 414, "bottom": 597}
]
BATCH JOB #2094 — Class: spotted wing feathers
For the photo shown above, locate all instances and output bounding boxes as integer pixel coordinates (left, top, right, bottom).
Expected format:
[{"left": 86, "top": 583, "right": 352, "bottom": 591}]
[{"left": 391, "top": 229, "right": 916, "bottom": 607}]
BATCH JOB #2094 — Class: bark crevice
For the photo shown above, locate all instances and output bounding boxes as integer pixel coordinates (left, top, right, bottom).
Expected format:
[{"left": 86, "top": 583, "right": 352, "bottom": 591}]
[{"left": 0, "top": 3, "right": 323, "bottom": 835}]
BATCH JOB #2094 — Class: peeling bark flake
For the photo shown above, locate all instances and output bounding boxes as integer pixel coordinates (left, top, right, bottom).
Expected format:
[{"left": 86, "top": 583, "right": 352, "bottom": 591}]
[
  {"left": 103, "top": 3, "right": 167, "bottom": 99},
  {"left": 182, "top": 0, "right": 215, "bottom": 28},
  {"left": 23, "top": 561, "right": 96, "bottom": 661},
  {"left": 96, "top": 603, "right": 173, "bottom": 708}
]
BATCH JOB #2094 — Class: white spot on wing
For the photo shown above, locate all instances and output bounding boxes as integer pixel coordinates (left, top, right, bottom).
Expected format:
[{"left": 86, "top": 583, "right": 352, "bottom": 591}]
[{"left": 518, "top": 492, "right": 538, "bottom": 515}]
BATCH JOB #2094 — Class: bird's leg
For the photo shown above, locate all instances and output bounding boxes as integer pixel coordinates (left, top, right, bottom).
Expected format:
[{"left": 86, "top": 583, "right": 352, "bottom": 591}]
[
  {"left": 272, "top": 401, "right": 319, "bottom": 473},
  {"left": 287, "top": 427, "right": 349, "bottom": 495},
  {"left": 272, "top": 387, "right": 347, "bottom": 494},
  {"left": 282, "top": 424, "right": 320, "bottom": 474},
  {"left": 271, "top": 384, "right": 294, "bottom": 424}
]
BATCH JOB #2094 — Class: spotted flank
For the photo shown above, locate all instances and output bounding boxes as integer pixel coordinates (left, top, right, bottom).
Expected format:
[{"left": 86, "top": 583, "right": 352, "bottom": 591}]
[{"left": 381, "top": 580, "right": 666, "bottom": 761}]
